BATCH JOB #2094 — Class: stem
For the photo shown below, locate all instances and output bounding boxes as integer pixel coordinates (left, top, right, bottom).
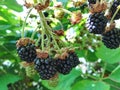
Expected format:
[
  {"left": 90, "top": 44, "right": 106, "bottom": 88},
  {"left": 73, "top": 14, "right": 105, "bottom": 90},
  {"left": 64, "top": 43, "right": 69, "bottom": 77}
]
[
  {"left": 48, "top": 7, "right": 73, "bottom": 15},
  {"left": 110, "top": 5, "right": 120, "bottom": 24},
  {"left": 111, "top": 65, "right": 120, "bottom": 75},
  {"left": 46, "top": 17, "right": 63, "bottom": 30},
  {"left": 21, "top": 8, "right": 33, "bottom": 38},
  {"left": 45, "top": 23, "right": 61, "bottom": 51},
  {"left": 108, "top": 0, "right": 114, "bottom": 12},
  {"left": 33, "top": 0, "right": 61, "bottom": 51},
  {"left": 39, "top": 12, "right": 61, "bottom": 51},
  {"left": 36, "top": 35, "right": 41, "bottom": 47},
  {"left": 87, "top": 74, "right": 98, "bottom": 80},
  {"left": 39, "top": 12, "right": 46, "bottom": 50},
  {"left": 31, "top": 26, "right": 39, "bottom": 40},
  {"left": 100, "top": 63, "right": 107, "bottom": 80},
  {"left": 105, "top": 82, "right": 120, "bottom": 90}
]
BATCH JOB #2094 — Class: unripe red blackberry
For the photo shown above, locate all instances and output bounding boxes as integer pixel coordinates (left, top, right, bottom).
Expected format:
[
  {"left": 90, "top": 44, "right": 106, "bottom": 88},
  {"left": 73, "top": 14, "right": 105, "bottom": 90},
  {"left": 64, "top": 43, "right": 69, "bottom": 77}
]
[
  {"left": 86, "top": 12, "right": 108, "bottom": 34},
  {"left": 110, "top": 0, "right": 120, "bottom": 20},
  {"left": 34, "top": 52, "right": 57, "bottom": 80},
  {"left": 102, "top": 28, "right": 120, "bottom": 49}
]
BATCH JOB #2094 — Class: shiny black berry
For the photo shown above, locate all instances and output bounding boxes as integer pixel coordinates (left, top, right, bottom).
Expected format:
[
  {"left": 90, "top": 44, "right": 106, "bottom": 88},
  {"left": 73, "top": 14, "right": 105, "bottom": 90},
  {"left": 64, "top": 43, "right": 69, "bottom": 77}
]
[
  {"left": 17, "top": 43, "right": 36, "bottom": 63},
  {"left": 55, "top": 52, "right": 79, "bottom": 75},
  {"left": 55, "top": 58, "right": 72, "bottom": 75},
  {"left": 110, "top": 0, "right": 120, "bottom": 20},
  {"left": 34, "top": 57, "right": 57, "bottom": 80},
  {"left": 88, "top": 0, "right": 97, "bottom": 4},
  {"left": 86, "top": 12, "right": 108, "bottom": 34},
  {"left": 102, "top": 28, "right": 120, "bottom": 49},
  {"left": 68, "top": 52, "right": 80, "bottom": 67}
]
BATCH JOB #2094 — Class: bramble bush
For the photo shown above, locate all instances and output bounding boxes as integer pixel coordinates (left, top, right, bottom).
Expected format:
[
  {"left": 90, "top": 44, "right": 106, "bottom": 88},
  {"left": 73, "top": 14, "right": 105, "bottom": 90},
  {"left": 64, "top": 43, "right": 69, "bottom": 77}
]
[{"left": 0, "top": 0, "right": 120, "bottom": 90}]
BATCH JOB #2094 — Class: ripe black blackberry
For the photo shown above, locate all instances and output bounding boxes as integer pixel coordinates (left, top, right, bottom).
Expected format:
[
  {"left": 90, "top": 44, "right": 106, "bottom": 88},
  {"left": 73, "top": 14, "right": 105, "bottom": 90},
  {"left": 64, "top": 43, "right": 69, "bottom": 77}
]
[
  {"left": 55, "top": 52, "right": 79, "bottom": 75},
  {"left": 86, "top": 12, "right": 108, "bottom": 34},
  {"left": 17, "top": 43, "right": 36, "bottom": 63},
  {"left": 55, "top": 58, "right": 72, "bottom": 75},
  {"left": 88, "top": 0, "right": 97, "bottom": 4},
  {"left": 34, "top": 56, "right": 57, "bottom": 80},
  {"left": 102, "top": 28, "right": 120, "bottom": 49},
  {"left": 110, "top": 0, "right": 120, "bottom": 20},
  {"left": 68, "top": 52, "right": 80, "bottom": 67}
]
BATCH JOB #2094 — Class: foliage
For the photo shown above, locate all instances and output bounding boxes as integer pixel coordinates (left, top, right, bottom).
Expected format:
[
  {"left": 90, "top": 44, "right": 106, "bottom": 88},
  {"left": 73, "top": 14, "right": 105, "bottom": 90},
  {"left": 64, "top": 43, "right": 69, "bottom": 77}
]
[{"left": 0, "top": 0, "right": 120, "bottom": 90}]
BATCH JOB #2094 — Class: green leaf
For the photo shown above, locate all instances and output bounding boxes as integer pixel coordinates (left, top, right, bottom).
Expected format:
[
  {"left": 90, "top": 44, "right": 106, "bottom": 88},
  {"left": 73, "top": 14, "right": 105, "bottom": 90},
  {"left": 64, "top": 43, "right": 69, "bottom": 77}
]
[
  {"left": 109, "top": 66, "right": 120, "bottom": 83},
  {"left": 42, "top": 69, "right": 81, "bottom": 90},
  {"left": 0, "top": 73, "right": 21, "bottom": 90},
  {"left": 96, "top": 44, "right": 120, "bottom": 64},
  {"left": 86, "top": 50, "right": 98, "bottom": 62},
  {"left": 104, "top": 79, "right": 120, "bottom": 90},
  {"left": 2, "top": 0, "right": 23, "bottom": 12},
  {"left": 72, "top": 80, "right": 110, "bottom": 90},
  {"left": 0, "top": 6, "right": 19, "bottom": 25}
]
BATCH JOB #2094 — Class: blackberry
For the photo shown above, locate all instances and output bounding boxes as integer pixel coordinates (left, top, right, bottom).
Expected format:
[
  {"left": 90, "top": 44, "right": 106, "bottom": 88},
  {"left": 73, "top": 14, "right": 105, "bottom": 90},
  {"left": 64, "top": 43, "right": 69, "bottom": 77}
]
[
  {"left": 55, "top": 58, "right": 72, "bottom": 75},
  {"left": 102, "top": 28, "right": 120, "bottom": 49},
  {"left": 86, "top": 12, "right": 108, "bottom": 34},
  {"left": 68, "top": 52, "right": 80, "bottom": 67},
  {"left": 110, "top": 0, "right": 120, "bottom": 20},
  {"left": 55, "top": 52, "right": 79, "bottom": 75},
  {"left": 88, "top": 0, "right": 97, "bottom": 4},
  {"left": 43, "top": 12, "right": 49, "bottom": 17},
  {"left": 17, "top": 43, "right": 36, "bottom": 63},
  {"left": 34, "top": 57, "right": 57, "bottom": 80}
]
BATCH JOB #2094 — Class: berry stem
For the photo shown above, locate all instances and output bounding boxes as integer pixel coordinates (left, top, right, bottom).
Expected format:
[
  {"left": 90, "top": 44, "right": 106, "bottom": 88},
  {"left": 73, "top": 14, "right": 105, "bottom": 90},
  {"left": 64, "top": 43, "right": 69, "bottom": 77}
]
[
  {"left": 108, "top": 0, "right": 114, "bottom": 12},
  {"left": 100, "top": 63, "right": 107, "bottom": 80},
  {"left": 46, "top": 25, "right": 61, "bottom": 51},
  {"left": 21, "top": 8, "right": 33, "bottom": 38},
  {"left": 48, "top": 7, "right": 73, "bottom": 15},
  {"left": 46, "top": 17, "right": 64, "bottom": 30},
  {"left": 36, "top": 35, "right": 41, "bottom": 47},
  {"left": 33, "top": 0, "right": 61, "bottom": 51},
  {"left": 39, "top": 12, "right": 46, "bottom": 51},
  {"left": 110, "top": 5, "right": 120, "bottom": 24},
  {"left": 111, "top": 65, "right": 120, "bottom": 75},
  {"left": 31, "top": 26, "right": 39, "bottom": 40}
]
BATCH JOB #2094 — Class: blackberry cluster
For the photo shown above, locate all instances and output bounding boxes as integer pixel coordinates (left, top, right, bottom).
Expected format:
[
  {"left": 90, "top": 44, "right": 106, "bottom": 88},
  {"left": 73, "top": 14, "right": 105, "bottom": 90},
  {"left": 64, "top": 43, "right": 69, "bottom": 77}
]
[
  {"left": 55, "top": 52, "right": 80, "bottom": 75},
  {"left": 102, "top": 28, "right": 120, "bottom": 49},
  {"left": 86, "top": 12, "right": 108, "bottom": 34},
  {"left": 17, "top": 43, "right": 36, "bottom": 63},
  {"left": 34, "top": 57, "right": 57, "bottom": 80},
  {"left": 110, "top": 0, "right": 120, "bottom": 20}
]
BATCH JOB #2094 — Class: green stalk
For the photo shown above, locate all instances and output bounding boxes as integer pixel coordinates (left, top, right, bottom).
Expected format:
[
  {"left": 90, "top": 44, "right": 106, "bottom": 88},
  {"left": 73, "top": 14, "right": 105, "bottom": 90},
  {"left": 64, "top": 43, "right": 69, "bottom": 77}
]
[
  {"left": 33, "top": 0, "right": 61, "bottom": 51},
  {"left": 108, "top": 0, "right": 115, "bottom": 12},
  {"left": 100, "top": 63, "right": 107, "bottom": 80},
  {"left": 48, "top": 7, "right": 73, "bottom": 15},
  {"left": 110, "top": 5, "right": 120, "bottom": 24},
  {"left": 46, "top": 17, "right": 64, "bottom": 30},
  {"left": 31, "top": 26, "right": 39, "bottom": 40},
  {"left": 21, "top": 8, "right": 33, "bottom": 38},
  {"left": 45, "top": 23, "right": 61, "bottom": 51},
  {"left": 39, "top": 12, "right": 46, "bottom": 50},
  {"left": 111, "top": 65, "right": 120, "bottom": 74}
]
